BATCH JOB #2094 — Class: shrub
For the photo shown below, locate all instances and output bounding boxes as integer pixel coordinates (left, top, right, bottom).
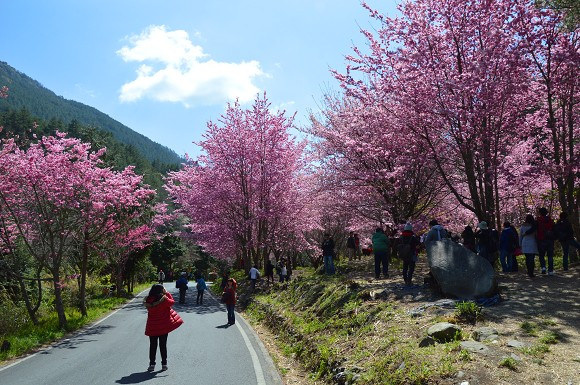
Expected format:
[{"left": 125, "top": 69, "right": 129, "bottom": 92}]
[
  {"left": 499, "top": 357, "right": 518, "bottom": 371},
  {"left": 455, "top": 301, "right": 482, "bottom": 324}
]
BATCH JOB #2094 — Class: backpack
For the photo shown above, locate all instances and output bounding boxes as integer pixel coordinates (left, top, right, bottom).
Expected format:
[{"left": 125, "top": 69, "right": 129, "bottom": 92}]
[{"left": 397, "top": 237, "right": 413, "bottom": 262}]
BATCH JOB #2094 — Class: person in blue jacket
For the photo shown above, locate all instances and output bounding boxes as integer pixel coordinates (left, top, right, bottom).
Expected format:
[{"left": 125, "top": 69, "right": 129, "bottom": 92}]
[
  {"left": 196, "top": 275, "right": 207, "bottom": 305},
  {"left": 175, "top": 272, "right": 188, "bottom": 304}
]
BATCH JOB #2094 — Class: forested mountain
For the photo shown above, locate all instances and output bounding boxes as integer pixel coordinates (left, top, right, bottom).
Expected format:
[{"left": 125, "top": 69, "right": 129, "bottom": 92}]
[{"left": 0, "top": 61, "right": 182, "bottom": 165}]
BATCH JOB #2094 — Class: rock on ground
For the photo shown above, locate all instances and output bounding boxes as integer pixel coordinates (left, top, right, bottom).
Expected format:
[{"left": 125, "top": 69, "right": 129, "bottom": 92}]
[{"left": 426, "top": 239, "right": 497, "bottom": 299}]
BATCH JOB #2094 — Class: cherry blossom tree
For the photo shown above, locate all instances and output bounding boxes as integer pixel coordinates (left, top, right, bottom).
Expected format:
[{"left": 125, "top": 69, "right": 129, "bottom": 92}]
[
  {"left": 166, "top": 93, "right": 314, "bottom": 270},
  {"left": 334, "top": 0, "right": 544, "bottom": 229},
  {"left": 0, "top": 133, "right": 155, "bottom": 326}
]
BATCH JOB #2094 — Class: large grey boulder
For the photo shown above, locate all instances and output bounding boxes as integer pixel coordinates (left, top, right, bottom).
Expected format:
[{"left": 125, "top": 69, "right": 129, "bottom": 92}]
[{"left": 426, "top": 239, "right": 497, "bottom": 299}]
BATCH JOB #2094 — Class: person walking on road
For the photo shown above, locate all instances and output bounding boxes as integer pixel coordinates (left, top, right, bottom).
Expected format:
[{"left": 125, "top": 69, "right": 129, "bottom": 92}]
[
  {"left": 157, "top": 269, "right": 165, "bottom": 284},
  {"left": 222, "top": 278, "right": 237, "bottom": 325},
  {"left": 196, "top": 276, "right": 207, "bottom": 305},
  {"left": 175, "top": 272, "right": 188, "bottom": 304},
  {"left": 372, "top": 227, "right": 390, "bottom": 279},
  {"left": 144, "top": 284, "right": 183, "bottom": 372}
]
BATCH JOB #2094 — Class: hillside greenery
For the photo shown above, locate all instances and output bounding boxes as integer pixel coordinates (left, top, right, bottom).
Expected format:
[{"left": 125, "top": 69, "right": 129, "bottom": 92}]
[{"left": 0, "top": 61, "right": 182, "bottom": 166}]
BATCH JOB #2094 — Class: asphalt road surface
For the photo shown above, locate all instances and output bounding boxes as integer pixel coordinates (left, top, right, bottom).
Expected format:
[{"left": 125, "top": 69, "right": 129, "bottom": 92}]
[{"left": 0, "top": 284, "right": 282, "bottom": 385}]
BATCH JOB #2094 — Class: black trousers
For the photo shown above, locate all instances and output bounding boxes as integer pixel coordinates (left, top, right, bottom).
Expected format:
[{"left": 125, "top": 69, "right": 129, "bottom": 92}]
[
  {"left": 196, "top": 289, "right": 204, "bottom": 304},
  {"left": 179, "top": 288, "right": 187, "bottom": 304},
  {"left": 149, "top": 334, "right": 168, "bottom": 365}
]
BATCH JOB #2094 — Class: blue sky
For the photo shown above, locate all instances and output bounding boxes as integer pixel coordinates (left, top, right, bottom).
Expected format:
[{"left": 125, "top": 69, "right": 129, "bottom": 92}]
[{"left": 0, "top": 0, "right": 398, "bottom": 157}]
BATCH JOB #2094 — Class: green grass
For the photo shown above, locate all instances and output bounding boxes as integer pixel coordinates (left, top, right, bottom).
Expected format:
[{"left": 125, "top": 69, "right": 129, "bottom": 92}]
[
  {"left": 455, "top": 301, "right": 482, "bottom": 324},
  {"left": 243, "top": 266, "right": 459, "bottom": 385},
  {"left": 499, "top": 357, "right": 518, "bottom": 371},
  {"left": 520, "top": 321, "right": 539, "bottom": 336},
  {"left": 0, "top": 281, "right": 153, "bottom": 362},
  {"left": 539, "top": 331, "right": 560, "bottom": 344},
  {"left": 522, "top": 343, "right": 550, "bottom": 358}
]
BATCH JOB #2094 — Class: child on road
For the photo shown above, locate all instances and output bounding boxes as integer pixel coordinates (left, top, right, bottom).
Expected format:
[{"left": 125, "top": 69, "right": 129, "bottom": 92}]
[{"left": 144, "top": 284, "right": 183, "bottom": 372}]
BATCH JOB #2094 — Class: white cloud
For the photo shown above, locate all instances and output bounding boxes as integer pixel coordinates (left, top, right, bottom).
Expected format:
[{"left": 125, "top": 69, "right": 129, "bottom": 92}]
[{"left": 117, "top": 25, "right": 264, "bottom": 106}]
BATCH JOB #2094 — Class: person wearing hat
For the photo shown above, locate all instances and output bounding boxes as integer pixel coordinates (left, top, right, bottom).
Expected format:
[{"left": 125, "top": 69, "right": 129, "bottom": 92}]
[
  {"left": 175, "top": 272, "right": 188, "bottom": 304},
  {"left": 423, "top": 219, "right": 449, "bottom": 245},
  {"left": 399, "top": 223, "right": 420, "bottom": 286},
  {"left": 475, "top": 221, "right": 497, "bottom": 266}
]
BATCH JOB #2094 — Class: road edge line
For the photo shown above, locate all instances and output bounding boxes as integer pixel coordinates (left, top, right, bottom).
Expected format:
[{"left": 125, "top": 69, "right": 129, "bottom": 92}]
[{"left": 0, "top": 287, "right": 149, "bottom": 372}]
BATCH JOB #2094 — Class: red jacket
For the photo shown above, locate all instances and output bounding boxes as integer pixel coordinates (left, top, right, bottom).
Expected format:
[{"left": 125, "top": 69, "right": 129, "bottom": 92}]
[
  {"left": 536, "top": 215, "right": 554, "bottom": 241},
  {"left": 222, "top": 287, "right": 237, "bottom": 305},
  {"left": 144, "top": 292, "right": 183, "bottom": 336}
]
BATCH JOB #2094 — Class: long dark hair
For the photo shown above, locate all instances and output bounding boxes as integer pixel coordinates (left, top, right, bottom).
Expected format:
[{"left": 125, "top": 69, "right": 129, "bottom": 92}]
[{"left": 147, "top": 284, "right": 164, "bottom": 301}]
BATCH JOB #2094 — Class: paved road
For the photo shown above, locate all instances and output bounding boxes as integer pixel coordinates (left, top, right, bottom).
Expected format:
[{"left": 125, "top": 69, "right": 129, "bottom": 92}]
[{"left": 0, "top": 284, "right": 282, "bottom": 385}]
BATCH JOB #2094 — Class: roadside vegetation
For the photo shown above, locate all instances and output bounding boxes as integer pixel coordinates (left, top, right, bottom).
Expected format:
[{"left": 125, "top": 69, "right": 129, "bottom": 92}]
[{"left": 0, "top": 279, "right": 152, "bottom": 362}]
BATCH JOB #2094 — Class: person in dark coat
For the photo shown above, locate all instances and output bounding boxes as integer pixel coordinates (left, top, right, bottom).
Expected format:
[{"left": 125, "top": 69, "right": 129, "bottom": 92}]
[
  {"left": 222, "top": 278, "right": 237, "bottom": 325},
  {"left": 175, "top": 272, "right": 188, "bottom": 304},
  {"left": 144, "top": 284, "right": 183, "bottom": 372},
  {"left": 321, "top": 233, "right": 336, "bottom": 275},
  {"left": 265, "top": 259, "right": 275, "bottom": 283},
  {"left": 499, "top": 222, "right": 518, "bottom": 272},
  {"left": 554, "top": 212, "right": 580, "bottom": 271},
  {"left": 461, "top": 226, "right": 476, "bottom": 252}
]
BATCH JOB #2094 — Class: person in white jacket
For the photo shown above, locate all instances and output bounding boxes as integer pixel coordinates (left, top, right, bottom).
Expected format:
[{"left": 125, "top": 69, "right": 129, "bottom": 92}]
[{"left": 520, "top": 214, "right": 539, "bottom": 278}]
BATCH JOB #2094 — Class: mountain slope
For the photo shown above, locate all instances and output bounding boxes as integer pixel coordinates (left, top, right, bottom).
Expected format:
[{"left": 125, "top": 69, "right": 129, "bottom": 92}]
[{"left": 0, "top": 61, "right": 182, "bottom": 165}]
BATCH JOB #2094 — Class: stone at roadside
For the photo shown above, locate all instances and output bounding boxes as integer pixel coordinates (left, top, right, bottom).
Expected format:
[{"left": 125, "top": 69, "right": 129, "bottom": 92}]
[
  {"left": 426, "top": 239, "right": 497, "bottom": 298},
  {"left": 333, "top": 371, "right": 347, "bottom": 385},
  {"left": 456, "top": 371, "right": 465, "bottom": 378},
  {"left": 427, "top": 322, "right": 462, "bottom": 342},
  {"left": 510, "top": 353, "right": 522, "bottom": 361},
  {"left": 506, "top": 340, "right": 528, "bottom": 348},
  {"left": 419, "top": 336, "right": 436, "bottom": 347},
  {"left": 408, "top": 299, "right": 456, "bottom": 317},
  {"left": 473, "top": 326, "right": 499, "bottom": 341},
  {"left": 460, "top": 341, "right": 490, "bottom": 355},
  {"left": 370, "top": 289, "right": 388, "bottom": 300}
]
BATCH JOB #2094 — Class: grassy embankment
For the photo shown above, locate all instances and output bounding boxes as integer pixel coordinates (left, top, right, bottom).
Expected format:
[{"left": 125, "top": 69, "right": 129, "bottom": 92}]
[
  {"left": 0, "top": 281, "right": 152, "bottom": 362},
  {"left": 240, "top": 251, "right": 573, "bottom": 384},
  {"left": 241, "top": 264, "right": 459, "bottom": 384}
]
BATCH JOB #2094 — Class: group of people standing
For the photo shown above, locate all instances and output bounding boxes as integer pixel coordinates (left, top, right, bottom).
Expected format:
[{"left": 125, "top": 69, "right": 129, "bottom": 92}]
[{"left": 319, "top": 207, "right": 578, "bottom": 284}]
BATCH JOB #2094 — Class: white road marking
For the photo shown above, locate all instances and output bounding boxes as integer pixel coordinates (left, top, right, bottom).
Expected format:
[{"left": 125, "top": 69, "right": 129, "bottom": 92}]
[
  {"left": 0, "top": 287, "right": 149, "bottom": 372},
  {"left": 236, "top": 321, "right": 267, "bottom": 385}
]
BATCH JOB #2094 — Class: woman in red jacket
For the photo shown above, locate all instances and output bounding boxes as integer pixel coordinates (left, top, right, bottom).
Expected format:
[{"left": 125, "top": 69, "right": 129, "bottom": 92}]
[{"left": 144, "top": 284, "right": 183, "bottom": 372}]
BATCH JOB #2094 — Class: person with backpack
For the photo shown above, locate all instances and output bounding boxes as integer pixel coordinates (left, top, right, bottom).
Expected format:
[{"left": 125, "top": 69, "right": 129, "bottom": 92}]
[
  {"left": 372, "top": 227, "right": 390, "bottom": 279},
  {"left": 195, "top": 275, "right": 207, "bottom": 305},
  {"left": 175, "top": 272, "right": 188, "bottom": 304},
  {"left": 144, "top": 284, "right": 183, "bottom": 372},
  {"left": 499, "top": 221, "right": 518, "bottom": 272},
  {"left": 423, "top": 219, "right": 448, "bottom": 245},
  {"left": 398, "top": 223, "right": 420, "bottom": 286}
]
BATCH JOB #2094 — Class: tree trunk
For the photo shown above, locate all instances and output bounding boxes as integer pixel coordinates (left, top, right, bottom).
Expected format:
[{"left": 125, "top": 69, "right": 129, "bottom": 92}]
[
  {"left": 52, "top": 270, "right": 67, "bottom": 329},
  {"left": 79, "top": 233, "right": 89, "bottom": 316}
]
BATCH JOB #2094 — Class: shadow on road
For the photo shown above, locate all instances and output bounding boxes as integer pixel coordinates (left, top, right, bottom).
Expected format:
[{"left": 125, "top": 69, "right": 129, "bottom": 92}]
[
  {"left": 215, "top": 323, "right": 231, "bottom": 329},
  {"left": 116, "top": 371, "right": 166, "bottom": 384},
  {"left": 40, "top": 325, "right": 114, "bottom": 353}
]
